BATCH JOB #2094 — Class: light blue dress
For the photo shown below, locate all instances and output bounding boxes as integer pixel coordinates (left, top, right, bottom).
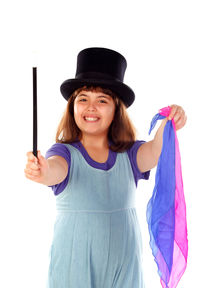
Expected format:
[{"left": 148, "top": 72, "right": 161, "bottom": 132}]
[{"left": 47, "top": 144, "right": 146, "bottom": 288}]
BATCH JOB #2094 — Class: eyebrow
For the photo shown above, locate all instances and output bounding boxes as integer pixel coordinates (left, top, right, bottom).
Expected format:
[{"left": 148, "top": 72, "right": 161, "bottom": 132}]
[
  {"left": 77, "top": 94, "right": 88, "bottom": 98},
  {"left": 77, "top": 93, "right": 111, "bottom": 100}
]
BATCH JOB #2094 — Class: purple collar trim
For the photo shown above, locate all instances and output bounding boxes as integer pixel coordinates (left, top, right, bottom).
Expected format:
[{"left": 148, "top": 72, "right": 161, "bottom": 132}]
[{"left": 70, "top": 141, "right": 117, "bottom": 171}]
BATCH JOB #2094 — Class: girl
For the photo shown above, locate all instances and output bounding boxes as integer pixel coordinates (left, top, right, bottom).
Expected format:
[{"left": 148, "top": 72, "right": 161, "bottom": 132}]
[{"left": 25, "top": 48, "right": 187, "bottom": 288}]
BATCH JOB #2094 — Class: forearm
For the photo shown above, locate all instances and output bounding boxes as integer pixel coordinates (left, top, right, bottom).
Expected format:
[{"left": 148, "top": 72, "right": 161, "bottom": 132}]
[
  {"left": 137, "top": 105, "right": 186, "bottom": 173},
  {"left": 137, "top": 119, "right": 168, "bottom": 172},
  {"left": 25, "top": 152, "right": 68, "bottom": 186},
  {"left": 150, "top": 118, "right": 168, "bottom": 162},
  {"left": 43, "top": 157, "right": 68, "bottom": 186}
]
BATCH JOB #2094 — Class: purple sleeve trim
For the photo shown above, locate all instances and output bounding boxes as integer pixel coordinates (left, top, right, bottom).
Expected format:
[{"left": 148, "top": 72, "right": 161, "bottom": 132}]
[
  {"left": 45, "top": 143, "right": 71, "bottom": 195},
  {"left": 127, "top": 140, "right": 150, "bottom": 186}
]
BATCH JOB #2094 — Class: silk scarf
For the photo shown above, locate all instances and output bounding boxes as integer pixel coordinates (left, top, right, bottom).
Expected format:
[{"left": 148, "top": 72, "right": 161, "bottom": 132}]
[{"left": 147, "top": 106, "right": 188, "bottom": 287}]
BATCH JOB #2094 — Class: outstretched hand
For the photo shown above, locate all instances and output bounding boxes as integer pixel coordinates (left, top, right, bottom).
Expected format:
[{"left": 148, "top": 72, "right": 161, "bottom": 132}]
[
  {"left": 168, "top": 105, "right": 187, "bottom": 131},
  {"left": 24, "top": 151, "right": 49, "bottom": 184}
]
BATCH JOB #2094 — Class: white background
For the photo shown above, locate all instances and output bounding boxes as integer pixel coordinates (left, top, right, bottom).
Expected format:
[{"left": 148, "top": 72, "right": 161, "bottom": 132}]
[{"left": 0, "top": 0, "right": 199, "bottom": 287}]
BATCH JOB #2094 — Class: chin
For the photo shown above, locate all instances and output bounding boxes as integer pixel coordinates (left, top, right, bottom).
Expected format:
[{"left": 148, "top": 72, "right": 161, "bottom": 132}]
[{"left": 82, "top": 128, "right": 108, "bottom": 137}]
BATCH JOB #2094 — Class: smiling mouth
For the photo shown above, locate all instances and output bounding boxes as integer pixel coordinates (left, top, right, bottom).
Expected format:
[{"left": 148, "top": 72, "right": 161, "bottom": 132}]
[{"left": 84, "top": 117, "right": 100, "bottom": 122}]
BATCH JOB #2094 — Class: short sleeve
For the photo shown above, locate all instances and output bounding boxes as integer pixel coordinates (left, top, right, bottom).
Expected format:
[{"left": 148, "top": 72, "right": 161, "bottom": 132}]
[
  {"left": 45, "top": 143, "right": 71, "bottom": 195},
  {"left": 127, "top": 140, "right": 150, "bottom": 186}
]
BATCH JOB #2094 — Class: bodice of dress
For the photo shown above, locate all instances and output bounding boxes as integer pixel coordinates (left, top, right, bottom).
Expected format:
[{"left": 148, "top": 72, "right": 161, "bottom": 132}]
[{"left": 55, "top": 144, "right": 136, "bottom": 213}]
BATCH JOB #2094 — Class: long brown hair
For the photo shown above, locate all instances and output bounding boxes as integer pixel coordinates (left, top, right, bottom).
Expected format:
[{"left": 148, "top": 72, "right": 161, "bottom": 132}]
[{"left": 56, "top": 86, "right": 137, "bottom": 152}]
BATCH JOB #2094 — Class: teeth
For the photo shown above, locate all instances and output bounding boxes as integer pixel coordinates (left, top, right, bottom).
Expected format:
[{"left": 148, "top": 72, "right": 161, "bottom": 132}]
[{"left": 84, "top": 117, "right": 99, "bottom": 121}]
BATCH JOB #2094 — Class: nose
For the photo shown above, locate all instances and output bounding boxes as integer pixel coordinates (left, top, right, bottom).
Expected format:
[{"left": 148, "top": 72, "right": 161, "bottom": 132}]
[{"left": 87, "top": 101, "right": 97, "bottom": 111}]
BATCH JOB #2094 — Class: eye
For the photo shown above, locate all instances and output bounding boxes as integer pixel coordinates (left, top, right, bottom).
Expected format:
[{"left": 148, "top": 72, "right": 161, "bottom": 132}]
[
  {"left": 99, "top": 99, "right": 107, "bottom": 104},
  {"left": 79, "top": 98, "right": 87, "bottom": 102}
]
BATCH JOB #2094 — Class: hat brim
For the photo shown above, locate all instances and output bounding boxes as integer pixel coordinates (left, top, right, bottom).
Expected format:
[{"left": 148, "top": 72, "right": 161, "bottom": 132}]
[{"left": 60, "top": 78, "right": 135, "bottom": 108}]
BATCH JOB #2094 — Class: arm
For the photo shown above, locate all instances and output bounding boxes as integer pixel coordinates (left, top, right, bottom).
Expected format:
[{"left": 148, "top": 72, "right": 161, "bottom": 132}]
[
  {"left": 137, "top": 118, "right": 167, "bottom": 172},
  {"left": 25, "top": 151, "right": 68, "bottom": 186},
  {"left": 136, "top": 105, "right": 187, "bottom": 173}
]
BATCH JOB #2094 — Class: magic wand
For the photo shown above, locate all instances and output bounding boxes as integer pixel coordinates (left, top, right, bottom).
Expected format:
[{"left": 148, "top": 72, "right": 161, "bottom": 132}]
[{"left": 33, "top": 67, "right": 37, "bottom": 158}]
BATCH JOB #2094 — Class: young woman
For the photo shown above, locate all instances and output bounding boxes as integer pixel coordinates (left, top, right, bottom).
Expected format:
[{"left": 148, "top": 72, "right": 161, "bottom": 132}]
[{"left": 25, "top": 47, "right": 186, "bottom": 287}]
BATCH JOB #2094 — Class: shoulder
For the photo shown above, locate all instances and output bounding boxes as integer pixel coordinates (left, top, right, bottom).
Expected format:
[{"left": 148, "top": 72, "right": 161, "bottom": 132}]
[
  {"left": 126, "top": 140, "right": 146, "bottom": 164},
  {"left": 45, "top": 143, "right": 74, "bottom": 196},
  {"left": 45, "top": 143, "right": 71, "bottom": 165},
  {"left": 126, "top": 140, "right": 150, "bottom": 185},
  {"left": 127, "top": 140, "right": 146, "bottom": 155}
]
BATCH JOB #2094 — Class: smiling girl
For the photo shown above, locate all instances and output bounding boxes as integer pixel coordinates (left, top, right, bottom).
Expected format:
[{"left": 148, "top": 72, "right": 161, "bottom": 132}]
[{"left": 25, "top": 48, "right": 186, "bottom": 288}]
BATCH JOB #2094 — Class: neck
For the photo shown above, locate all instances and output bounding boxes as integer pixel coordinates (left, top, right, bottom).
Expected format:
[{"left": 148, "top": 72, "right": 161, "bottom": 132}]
[{"left": 80, "top": 133, "right": 109, "bottom": 149}]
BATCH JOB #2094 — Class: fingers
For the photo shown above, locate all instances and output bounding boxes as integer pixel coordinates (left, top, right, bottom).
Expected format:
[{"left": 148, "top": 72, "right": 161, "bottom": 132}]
[
  {"left": 37, "top": 151, "right": 47, "bottom": 166},
  {"left": 168, "top": 105, "right": 179, "bottom": 120},
  {"left": 24, "top": 163, "right": 40, "bottom": 179},
  {"left": 25, "top": 150, "right": 49, "bottom": 183},
  {"left": 174, "top": 113, "right": 187, "bottom": 130},
  {"left": 168, "top": 105, "right": 187, "bottom": 130},
  {"left": 24, "top": 167, "right": 40, "bottom": 177},
  {"left": 25, "top": 151, "right": 41, "bottom": 181},
  {"left": 25, "top": 163, "right": 39, "bottom": 172},
  {"left": 26, "top": 151, "right": 38, "bottom": 164}
]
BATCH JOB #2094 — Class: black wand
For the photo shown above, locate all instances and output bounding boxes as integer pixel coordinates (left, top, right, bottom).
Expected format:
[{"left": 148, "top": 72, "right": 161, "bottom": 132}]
[{"left": 33, "top": 67, "right": 37, "bottom": 158}]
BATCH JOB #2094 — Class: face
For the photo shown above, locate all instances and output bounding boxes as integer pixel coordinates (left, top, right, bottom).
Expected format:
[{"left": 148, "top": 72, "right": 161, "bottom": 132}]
[{"left": 74, "top": 90, "right": 116, "bottom": 137}]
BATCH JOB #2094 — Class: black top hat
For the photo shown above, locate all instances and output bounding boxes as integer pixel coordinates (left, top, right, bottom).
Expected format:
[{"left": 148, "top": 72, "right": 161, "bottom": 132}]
[{"left": 60, "top": 47, "right": 135, "bottom": 107}]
